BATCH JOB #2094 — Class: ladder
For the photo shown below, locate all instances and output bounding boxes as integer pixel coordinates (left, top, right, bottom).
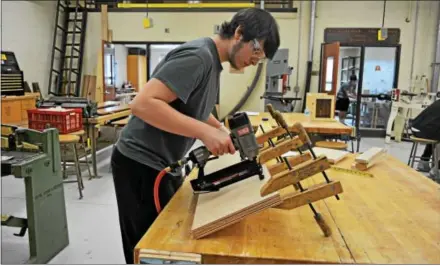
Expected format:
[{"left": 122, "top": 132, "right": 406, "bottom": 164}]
[{"left": 48, "top": 0, "right": 88, "bottom": 97}]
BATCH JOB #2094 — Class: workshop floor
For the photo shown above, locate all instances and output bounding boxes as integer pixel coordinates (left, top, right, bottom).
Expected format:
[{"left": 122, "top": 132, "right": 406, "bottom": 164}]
[{"left": 0, "top": 138, "right": 434, "bottom": 264}]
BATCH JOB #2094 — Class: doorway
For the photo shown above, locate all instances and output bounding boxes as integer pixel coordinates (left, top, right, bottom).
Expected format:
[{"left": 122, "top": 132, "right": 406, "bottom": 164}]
[
  {"left": 319, "top": 43, "right": 401, "bottom": 138},
  {"left": 359, "top": 47, "right": 398, "bottom": 132},
  {"left": 103, "top": 41, "right": 184, "bottom": 102}
]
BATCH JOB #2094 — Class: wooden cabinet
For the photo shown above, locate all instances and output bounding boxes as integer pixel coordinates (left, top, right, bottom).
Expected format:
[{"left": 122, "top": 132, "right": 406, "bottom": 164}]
[
  {"left": 127, "top": 54, "right": 147, "bottom": 92},
  {"left": 1, "top": 93, "right": 39, "bottom": 125}
]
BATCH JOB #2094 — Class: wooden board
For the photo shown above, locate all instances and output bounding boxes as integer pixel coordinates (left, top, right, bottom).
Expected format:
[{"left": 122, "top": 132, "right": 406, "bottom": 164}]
[
  {"left": 87, "top": 110, "right": 131, "bottom": 125},
  {"left": 251, "top": 112, "right": 352, "bottom": 136},
  {"left": 355, "top": 147, "right": 385, "bottom": 164},
  {"left": 98, "top": 101, "right": 120, "bottom": 109},
  {"left": 96, "top": 104, "right": 130, "bottom": 116},
  {"left": 111, "top": 117, "right": 130, "bottom": 127},
  {"left": 137, "top": 249, "right": 201, "bottom": 264},
  {"left": 283, "top": 147, "right": 349, "bottom": 164},
  {"left": 191, "top": 154, "right": 282, "bottom": 239}
]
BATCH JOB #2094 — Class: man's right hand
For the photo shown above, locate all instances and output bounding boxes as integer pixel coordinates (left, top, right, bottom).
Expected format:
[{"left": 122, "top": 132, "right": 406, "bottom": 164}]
[{"left": 200, "top": 127, "right": 236, "bottom": 156}]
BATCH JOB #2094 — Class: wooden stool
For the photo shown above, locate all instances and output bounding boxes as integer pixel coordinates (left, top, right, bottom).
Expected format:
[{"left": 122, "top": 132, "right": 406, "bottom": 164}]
[
  {"left": 315, "top": 140, "right": 348, "bottom": 150},
  {"left": 60, "top": 134, "right": 84, "bottom": 199},
  {"left": 408, "top": 136, "right": 439, "bottom": 176}
]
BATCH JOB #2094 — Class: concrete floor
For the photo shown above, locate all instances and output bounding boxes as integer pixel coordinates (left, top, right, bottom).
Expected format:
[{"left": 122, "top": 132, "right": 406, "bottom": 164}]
[{"left": 0, "top": 137, "right": 435, "bottom": 264}]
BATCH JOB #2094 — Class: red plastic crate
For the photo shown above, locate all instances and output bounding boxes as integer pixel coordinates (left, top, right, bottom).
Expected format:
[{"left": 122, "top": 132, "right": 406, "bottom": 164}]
[{"left": 27, "top": 108, "right": 83, "bottom": 134}]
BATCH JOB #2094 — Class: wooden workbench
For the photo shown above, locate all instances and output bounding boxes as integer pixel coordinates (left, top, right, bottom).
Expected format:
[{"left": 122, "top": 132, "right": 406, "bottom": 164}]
[
  {"left": 250, "top": 112, "right": 353, "bottom": 135},
  {"left": 84, "top": 104, "right": 131, "bottom": 178},
  {"left": 135, "top": 153, "right": 440, "bottom": 264}
]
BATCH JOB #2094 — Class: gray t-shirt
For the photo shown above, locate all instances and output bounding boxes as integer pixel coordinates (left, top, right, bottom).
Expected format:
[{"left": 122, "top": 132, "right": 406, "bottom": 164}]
[
  {"left": 337, "top": 82, "right": 354, "bottom": 99},
  {"left": 116, "top": 37, "right": 223, "bottom": 174}
]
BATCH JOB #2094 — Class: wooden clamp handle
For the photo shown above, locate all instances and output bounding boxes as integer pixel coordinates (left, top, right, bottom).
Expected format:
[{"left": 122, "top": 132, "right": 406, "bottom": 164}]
[
  {"left": 258, "top": 136, "right": 304, "bottom": 164},
  {"left": 267, "top": 153, "right": 313, "bottom": 176},
  {"left": 256, "top": 126, "right": 286, "bottom": 145},
  {"left": 266, "top": 104, "right": 276, "bottom": 118},
  {"left": 314, "top": 213, "right": 332, "bottom": 237},
  {"left": 274, "top": 111, "right": 288, "bottom": 129},
  {"left": 292, "top": 122, "right": 312, "bottom": 146},
  {"left": 260, "top": 155, "right": 330, "bottom": 196}
]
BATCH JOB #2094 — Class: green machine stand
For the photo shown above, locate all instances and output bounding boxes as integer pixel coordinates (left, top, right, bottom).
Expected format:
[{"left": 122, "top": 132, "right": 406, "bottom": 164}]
[{"left": 1, "top": 126, "right": 69, "bottom": 264}]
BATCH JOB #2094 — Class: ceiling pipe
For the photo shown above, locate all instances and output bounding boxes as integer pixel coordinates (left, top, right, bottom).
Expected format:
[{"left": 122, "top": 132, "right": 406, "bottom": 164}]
[
  {"left": 308, "top": 0, "right": 316, "bottom": 61},
  {"left": 295, "top": 0, "right": 302, "bottom": 87},
  {"left": 409, "top": 0, "right": 420, "bottom": 90},
  {"left": 432, "top": 1, "right": 440, "bottom": 93},
  {"left": 405, "top": 0, "right": 413, "bottom": 23},
  {"left": 302, "top": 0, "right": 316, "bottom": 112}
]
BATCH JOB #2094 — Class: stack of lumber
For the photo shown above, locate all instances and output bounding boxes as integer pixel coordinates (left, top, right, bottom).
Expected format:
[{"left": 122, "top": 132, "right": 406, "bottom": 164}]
[{"left": 191, "top": 154, "right": 282, "bottom": 239}]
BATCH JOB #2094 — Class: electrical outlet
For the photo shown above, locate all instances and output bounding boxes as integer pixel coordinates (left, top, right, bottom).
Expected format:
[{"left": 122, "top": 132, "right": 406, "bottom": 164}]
[{"left": 214, "top": 25, "right": 220, "bottom": 34}]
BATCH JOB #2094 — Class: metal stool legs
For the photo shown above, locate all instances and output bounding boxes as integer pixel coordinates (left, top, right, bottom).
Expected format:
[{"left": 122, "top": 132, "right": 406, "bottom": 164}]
[
  {"left": 408, "top": 142, "right": 418, "bottom": 167},
  {"left": 62, "top": 143, "right": 84, "bottom": 199},
  {"left": 72, "top": 143, "right": 84, "bottom": 199},
  {"left": 80, "top": 143, "right": 93, "bottom": 180},
  {"left": 433, "top": 143, "right": 440, "bottom": 180}
]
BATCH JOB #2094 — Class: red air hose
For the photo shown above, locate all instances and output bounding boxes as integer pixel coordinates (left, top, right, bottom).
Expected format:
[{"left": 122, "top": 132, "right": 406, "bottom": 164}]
[{"left": 154, "top": 168, "right": 170, "bottom": 214}]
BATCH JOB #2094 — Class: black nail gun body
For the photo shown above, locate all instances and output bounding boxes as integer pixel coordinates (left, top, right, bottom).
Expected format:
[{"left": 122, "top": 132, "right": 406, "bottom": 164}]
[{"left": 189, "top": 112, "right": 264, "bottom": 193}]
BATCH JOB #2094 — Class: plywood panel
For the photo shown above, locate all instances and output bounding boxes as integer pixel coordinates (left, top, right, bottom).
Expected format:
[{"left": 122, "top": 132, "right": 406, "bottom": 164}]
[{"left": 191, "top": 154, "right": 282, "bottom": 239}]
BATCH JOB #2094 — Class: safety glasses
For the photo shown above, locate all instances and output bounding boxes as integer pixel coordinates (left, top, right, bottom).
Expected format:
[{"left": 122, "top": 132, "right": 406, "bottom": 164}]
[{"left": 251, "top": 39, "right": 266, "bottom": 62}]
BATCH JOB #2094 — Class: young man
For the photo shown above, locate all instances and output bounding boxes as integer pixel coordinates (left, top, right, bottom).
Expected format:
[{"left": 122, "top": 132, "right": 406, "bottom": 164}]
[
  {"left": 412, "top": 99, "right": 440, "bottom": 179},
  {"left": 111, "top": 8, "right": 280, "bottom": 264},
  {"left": 336, "top": 74, "right": 357, "bottom": 123}
]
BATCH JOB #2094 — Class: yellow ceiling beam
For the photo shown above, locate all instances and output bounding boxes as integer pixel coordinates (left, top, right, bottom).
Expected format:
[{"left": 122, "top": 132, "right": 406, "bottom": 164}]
[{"left": 117, "top": 2, "right": 255, "bottom": 9}]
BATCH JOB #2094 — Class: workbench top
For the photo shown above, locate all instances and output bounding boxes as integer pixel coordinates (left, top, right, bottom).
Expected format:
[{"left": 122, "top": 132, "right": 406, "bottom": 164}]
[
  {"left": 135, "top": 153, "right": 440, "bottom": 264},
  {"left": 1, "top": 93, "right": 40, "bottom": 102},
  {"left": 250, "top": 112, "right": 353, "bottom": 135}
]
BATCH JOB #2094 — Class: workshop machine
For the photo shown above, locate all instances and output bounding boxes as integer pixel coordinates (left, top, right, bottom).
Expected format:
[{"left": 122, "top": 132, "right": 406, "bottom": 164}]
[
  {"left": 260, "top": 49, "right": 300, "bottom": 112},
  {"left": 1, "top": 51, "right": 25, "bottom": 96},
  {"left": 1, "top": 125, "right": 69, "bottom": 264},
  {"left": 37, "top": 96, "right": 98, "bottom": 118},
  {"left": 385, "top": 88, "right": 440, "bottom": 143}
]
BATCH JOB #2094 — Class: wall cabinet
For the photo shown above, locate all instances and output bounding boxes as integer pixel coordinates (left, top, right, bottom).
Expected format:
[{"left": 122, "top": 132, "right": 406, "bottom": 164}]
[{"left": 127, "top": 54, "right": 147, "bottom": 92}]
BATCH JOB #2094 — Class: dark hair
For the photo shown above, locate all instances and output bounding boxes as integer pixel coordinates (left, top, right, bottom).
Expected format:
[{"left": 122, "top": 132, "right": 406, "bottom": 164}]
[
  {"left": 350, "top": 74, "right": 357, "bottom": 81},
  {"left": 219, "top": 8, "right": 280, "bottom": 59}
]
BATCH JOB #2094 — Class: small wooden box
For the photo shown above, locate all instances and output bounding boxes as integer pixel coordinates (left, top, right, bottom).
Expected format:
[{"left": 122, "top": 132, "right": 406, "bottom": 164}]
[{"left": 306, "top": 93, "right": 335, "bottom": 121}]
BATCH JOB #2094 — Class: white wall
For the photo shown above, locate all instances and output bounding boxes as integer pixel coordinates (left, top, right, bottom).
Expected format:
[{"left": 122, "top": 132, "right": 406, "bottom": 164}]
[
  {"left": 311, "top": 1, "right": 440, "bottom": 96},
  {"left": 362, "top": 47, "right": 397, "bottom": 94},
  {"left": 82, "top": 1, "right": 440, "bottom": 115},
  {"left": 149, "top": 44, "right": 180, "bottom": 76},
  {"left": 1, "top": 1, "right": 58, "bottom": 97},
  {"left": 114, "top": 44, "right": 128, "bottom": 88}
]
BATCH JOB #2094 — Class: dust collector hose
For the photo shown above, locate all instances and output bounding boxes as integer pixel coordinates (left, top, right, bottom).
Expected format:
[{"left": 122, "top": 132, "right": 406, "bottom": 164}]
[{"left": 220, "top": 62, "right": 264, "bottom": 122}]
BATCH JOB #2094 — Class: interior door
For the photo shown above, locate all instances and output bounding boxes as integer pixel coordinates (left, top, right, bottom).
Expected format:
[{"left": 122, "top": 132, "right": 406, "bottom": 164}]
[{"left": 320, "top": 42, "right": 340, "bottom": 95}]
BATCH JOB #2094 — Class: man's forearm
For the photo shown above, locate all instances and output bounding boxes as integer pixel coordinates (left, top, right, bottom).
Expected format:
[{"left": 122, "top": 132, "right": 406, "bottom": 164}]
[
  {"left": 205, "top": 113, "right": 222, "bottom": 129},
  {"left": 132, "top": 98, "right": 213, "bottom": 140}
]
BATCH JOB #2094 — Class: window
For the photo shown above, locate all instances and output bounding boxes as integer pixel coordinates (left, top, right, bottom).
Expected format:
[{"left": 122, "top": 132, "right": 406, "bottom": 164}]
[{"left": 325, "top": 56, "right": 334, "bottom": 92}]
